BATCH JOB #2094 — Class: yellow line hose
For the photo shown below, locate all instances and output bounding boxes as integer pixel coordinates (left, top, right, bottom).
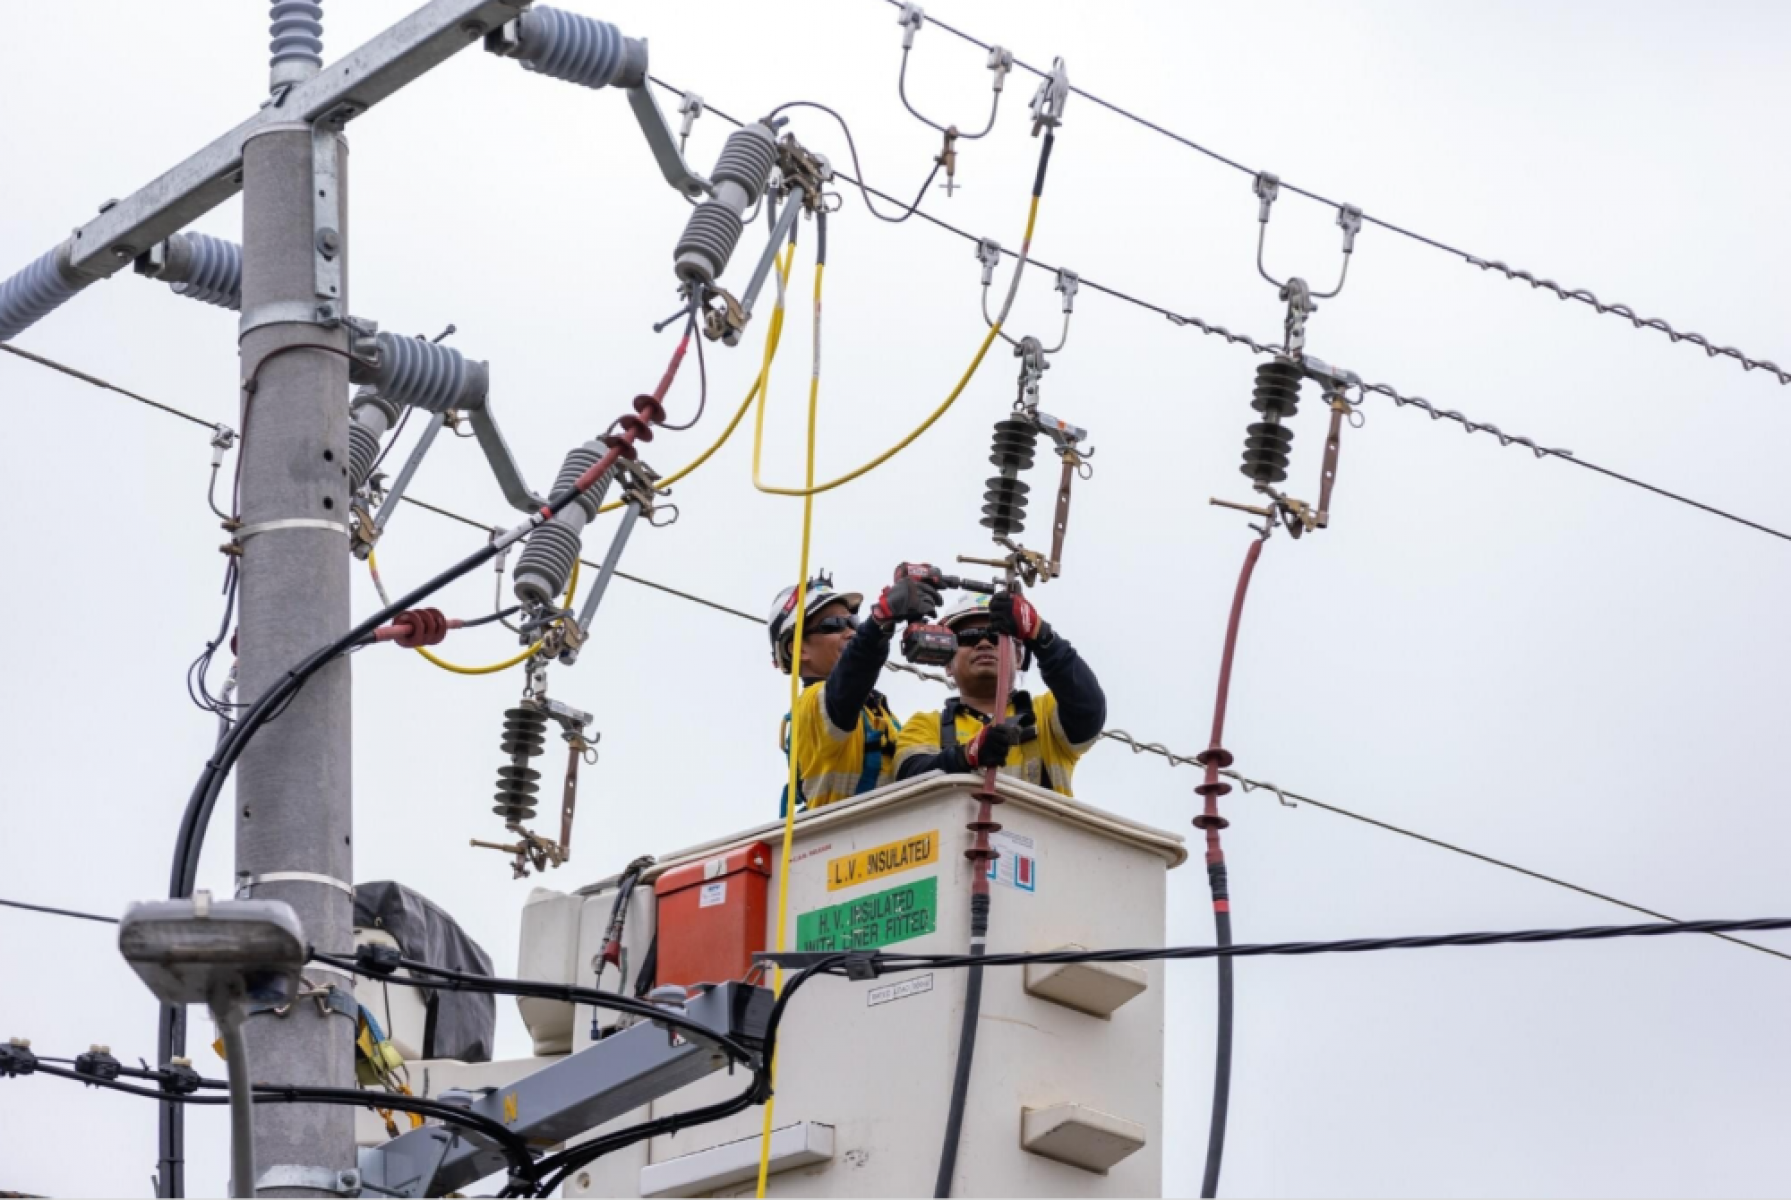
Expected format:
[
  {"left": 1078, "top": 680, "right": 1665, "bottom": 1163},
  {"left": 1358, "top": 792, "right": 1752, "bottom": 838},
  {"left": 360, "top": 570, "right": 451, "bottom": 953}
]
[
  {"left": 365, "top": 550, "right": 579, "bottom": 676},
  {"left": 750, "top": 195, "right": 1039, "bottom": 498},
  {"left": 755, "top": 245, "right": 824, "bottom": 1199}
]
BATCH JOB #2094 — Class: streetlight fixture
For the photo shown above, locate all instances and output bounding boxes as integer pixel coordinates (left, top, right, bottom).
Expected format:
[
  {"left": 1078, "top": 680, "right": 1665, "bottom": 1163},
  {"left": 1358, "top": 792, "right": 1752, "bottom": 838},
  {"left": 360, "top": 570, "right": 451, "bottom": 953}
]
[{"left": 119, "top": 892, "right": 306, "bottom": 1198}]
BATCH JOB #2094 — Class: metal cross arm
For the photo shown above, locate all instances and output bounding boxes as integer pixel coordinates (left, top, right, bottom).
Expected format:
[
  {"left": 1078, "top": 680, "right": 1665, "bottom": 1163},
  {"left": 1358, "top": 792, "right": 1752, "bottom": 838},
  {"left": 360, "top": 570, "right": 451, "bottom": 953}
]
[
  {"left": 0, "top": 1, "right": 670, "bottom": 345},
  {"left": 357, "top": 982, "right": 773, "bottom": 1197}
]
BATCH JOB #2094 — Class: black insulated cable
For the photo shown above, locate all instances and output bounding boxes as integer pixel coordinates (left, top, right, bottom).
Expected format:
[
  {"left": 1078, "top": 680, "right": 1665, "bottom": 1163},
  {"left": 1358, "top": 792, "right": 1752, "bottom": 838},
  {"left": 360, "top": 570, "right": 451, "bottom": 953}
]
[
  {"left": 933, "top": 890, "right": 989, "bottom": 1197},
  {"left": 810, "top": 916, "right": 1791, "bottom": 975}
]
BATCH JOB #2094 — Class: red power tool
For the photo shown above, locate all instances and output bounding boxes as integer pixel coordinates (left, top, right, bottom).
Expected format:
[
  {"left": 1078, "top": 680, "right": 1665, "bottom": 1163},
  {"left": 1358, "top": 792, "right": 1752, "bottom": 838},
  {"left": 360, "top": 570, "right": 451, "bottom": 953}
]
[{"left": 893, "top": 563, "right": 995, "bottom": 666}]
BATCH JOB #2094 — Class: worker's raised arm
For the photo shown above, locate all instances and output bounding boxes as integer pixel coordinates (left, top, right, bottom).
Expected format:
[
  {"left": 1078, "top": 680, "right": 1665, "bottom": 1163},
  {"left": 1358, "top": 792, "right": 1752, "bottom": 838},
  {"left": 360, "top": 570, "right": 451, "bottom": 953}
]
[
  {"left": 992, "top": 591, "right": 1106, "bottom": 745},
  {"left": 826, "top": 570, "right": 942, "bottom": 730}
]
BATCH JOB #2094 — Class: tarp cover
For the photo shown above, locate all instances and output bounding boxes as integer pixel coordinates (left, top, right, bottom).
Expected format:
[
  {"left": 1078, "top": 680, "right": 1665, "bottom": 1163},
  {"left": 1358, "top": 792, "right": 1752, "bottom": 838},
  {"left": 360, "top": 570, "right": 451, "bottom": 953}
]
[{"left": 354, "top": 881, "right": 495, "bottom": 1063}]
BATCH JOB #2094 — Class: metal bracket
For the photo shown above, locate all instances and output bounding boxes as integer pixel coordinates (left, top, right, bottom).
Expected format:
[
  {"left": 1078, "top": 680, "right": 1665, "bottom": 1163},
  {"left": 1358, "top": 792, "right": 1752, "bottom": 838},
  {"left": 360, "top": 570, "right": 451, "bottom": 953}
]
[
  {"left": 311, "top": 114, "right": 347, "bottom": 312},
  {"left": 625, "top": 85, "right": 711, "bottom": 200},
  {"left": 466, "top": 403, "right": 547, "bottom": 513},
  {"left": 257, "top": 1165, "right": 362, "bottom": 1196}
]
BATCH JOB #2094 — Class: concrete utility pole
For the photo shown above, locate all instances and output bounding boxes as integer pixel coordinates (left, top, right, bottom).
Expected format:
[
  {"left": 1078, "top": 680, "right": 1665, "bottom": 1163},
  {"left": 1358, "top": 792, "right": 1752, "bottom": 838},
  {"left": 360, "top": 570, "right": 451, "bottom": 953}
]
[{"left": 233, "top": 74, "right": 357, "bottom": 1200}]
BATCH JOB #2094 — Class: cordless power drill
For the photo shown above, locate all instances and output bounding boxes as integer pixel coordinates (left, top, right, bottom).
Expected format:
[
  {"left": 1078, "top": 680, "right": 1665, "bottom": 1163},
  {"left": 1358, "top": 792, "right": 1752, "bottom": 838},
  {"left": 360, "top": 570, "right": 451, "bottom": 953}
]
[{"left": 893, "top": 562, "right": 996, "bottom": 666}]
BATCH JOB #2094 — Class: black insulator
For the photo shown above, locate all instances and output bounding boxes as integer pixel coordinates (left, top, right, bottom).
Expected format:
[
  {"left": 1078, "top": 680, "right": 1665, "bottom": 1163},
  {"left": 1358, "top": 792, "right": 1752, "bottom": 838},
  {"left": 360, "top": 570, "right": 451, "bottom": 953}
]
[
  {"left": 980, "top": 478, "right": 1031, "bottom": 537},
  {"left": 982, "top": 417, "right": 1039, "bottom": 537},
  {"left": 1240, "top": 360, "right": 1303, "bottom": 484},
  {"left": 494, "top": 706, "right": 549, "bottom": 824},
  {"left": 988, "top": 418, "right": 1039, "bottom": 472}
]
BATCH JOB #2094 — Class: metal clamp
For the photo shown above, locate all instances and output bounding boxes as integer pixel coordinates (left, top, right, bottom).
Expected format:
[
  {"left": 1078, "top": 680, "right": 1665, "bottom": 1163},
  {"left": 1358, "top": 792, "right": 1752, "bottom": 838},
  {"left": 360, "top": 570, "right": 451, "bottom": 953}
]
[
  {"left": 1337, "top": 203, "right": 1364, "bottom": 254},
  {"left": 1253, "top": 171, "right": 1280, "bottom": 223},
  {"left": 256, "top": 1165, "right": 362, "bottom": 1196},
  {"left": 239, "top": 298, "right": 344, "bottom": 337},
  {"left": 1054, "top": 267, "right": 1079, "bottom": 314},
  {"left": 233, "top": 517, "right": 351, "bottom": 543},
  {"left": 975, "top": 238, "right": 1002, "bottom": 286},
  {"left": 1029, "top": 56, "right": 1070, "bottom": 135},
  {"left": 898, "top": 3, "right": 924, "bottom": 49},
  {"left": 676, "top": 91, "right": 704, "bottom": 152},
  {"left": 236, "top": 870, "right": 355, "bottom": 898}
]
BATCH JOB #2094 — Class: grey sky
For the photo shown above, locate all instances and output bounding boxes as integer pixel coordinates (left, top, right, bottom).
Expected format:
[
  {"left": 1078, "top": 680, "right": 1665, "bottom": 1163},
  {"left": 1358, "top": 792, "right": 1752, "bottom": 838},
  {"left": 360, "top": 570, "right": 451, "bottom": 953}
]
[{"left": 4, "top": 1, "right": 1790, "bottom": 1196}]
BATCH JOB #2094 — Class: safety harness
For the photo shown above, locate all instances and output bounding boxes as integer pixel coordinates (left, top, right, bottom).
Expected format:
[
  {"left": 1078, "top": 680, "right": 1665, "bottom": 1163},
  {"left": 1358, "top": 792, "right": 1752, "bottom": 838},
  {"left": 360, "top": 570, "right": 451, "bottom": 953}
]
[
  {"left": 780, "top": 689, "right": 900, "bottom": 816},
  {"left": 941, "top": 691, "right": 1056, "bottom": 794}
]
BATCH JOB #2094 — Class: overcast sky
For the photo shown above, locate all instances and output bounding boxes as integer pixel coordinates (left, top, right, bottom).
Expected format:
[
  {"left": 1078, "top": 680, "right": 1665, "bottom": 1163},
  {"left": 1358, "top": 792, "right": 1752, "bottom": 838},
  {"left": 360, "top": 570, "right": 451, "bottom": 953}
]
[{"left": 5, "top": 1, "right": 1791, "bottom": 1196}]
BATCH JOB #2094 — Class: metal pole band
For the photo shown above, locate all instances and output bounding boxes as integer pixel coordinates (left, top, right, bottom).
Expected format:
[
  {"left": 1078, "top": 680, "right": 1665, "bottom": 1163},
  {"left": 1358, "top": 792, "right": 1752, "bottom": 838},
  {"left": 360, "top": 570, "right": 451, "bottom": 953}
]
[
  {"left": 235, "top": 870, "right": 355, "bottom": 898},
  {"left": 256, "top": 1165, "right": 362, "bottom": 1196},
  {"left": 234, "top": 517, "right": 352, "bottom": 542}
]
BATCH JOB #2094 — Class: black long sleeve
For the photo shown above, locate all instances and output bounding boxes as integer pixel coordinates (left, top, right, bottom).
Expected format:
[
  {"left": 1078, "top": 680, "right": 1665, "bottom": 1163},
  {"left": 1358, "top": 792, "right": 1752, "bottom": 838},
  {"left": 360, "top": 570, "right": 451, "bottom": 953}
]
[
  {"left": 1034, "top": 629, "right": 1105, "bottom": 745},
  {"left": 897, "top": 743, "right": 967, "bottom": 780},
  {"left": 822, "top": 619, "right": 893, "bottom": 733}
]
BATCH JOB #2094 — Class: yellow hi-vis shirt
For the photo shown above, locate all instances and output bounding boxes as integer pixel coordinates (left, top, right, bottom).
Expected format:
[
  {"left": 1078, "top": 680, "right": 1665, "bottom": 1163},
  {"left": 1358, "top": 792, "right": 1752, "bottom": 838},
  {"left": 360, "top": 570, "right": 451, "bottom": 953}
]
[
  {"left": 783, "top": 680, "right": 901, "bottom": 811},
  {"left": 893, "top": 691, "right": 1093, "bottom": 797}
]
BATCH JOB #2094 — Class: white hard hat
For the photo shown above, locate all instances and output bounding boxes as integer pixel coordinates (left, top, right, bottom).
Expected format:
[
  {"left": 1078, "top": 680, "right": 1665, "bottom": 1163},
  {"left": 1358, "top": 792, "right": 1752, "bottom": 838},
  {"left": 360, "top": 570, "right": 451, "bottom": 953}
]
[
  {"left": 939, "top": 593, "right": 995, "bottom": 631},
  {"left": 767, "top": 570, "right": 862, "bottom": 672}
]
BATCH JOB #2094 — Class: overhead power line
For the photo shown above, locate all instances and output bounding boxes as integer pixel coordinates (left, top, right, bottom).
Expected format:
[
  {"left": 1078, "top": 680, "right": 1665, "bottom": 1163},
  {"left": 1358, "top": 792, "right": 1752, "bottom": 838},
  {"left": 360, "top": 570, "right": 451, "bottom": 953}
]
[
  {"left": 4, "top": 251, "right": 1781, "bottom": 966},
  {"left": 646, "top": 79, "right": 1791, "bottom": 548},
  {"left": 882, "top": 0, "right": 1791, "bottom": 387},
  {"left": 0, "top": 897, "right": 119, "bottom": 925},
  {"left": 0, "top": 343, "right": 223, "bottom": 432},
  {"left": 769, "top": 915, "right": 1791, "bottom": 975}
]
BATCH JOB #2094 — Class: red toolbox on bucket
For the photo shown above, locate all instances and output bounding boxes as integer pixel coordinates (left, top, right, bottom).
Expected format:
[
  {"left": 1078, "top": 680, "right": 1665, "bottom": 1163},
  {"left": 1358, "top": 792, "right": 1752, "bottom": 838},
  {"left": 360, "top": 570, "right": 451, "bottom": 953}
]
[{"left": 653, "top": 842, "right": 772, "bottom": 989}]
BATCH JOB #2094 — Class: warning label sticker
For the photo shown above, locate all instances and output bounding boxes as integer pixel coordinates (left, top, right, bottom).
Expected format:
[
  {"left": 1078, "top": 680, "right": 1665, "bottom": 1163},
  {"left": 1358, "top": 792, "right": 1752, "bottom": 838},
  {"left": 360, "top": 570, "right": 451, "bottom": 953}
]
[
  {"left": 797, "top": 876, "right": 937, "bottom": 952},
  {"left": 867, "top": 973, "right": 935, "bottom": 1008},
  {"left": 699, "top": 880, "right": 727, "bottom": 908},
  {"left": 986, "top": 829, "right": 1039, "bottom": 893},
  {"left": 826, "top": 830, "right": 940, "bottom": 892}
]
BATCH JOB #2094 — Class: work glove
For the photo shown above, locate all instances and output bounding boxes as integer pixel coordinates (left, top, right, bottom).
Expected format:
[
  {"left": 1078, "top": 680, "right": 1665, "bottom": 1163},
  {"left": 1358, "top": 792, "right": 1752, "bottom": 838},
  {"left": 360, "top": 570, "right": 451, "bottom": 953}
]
[
  {"left": 990, "top": 590, "right": 1050, "bottom": 645},
  {"left": 962, "top": 720, "right": 1021, "bottom": 770},
  {"left": 871, "top": 572, "right": 943, "bottom": 628}
]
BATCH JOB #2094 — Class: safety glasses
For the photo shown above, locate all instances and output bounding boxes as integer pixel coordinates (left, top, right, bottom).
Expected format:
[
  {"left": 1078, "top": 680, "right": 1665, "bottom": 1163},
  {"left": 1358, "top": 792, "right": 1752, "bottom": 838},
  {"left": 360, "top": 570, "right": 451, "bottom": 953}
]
[
  {"left": 956, "top": 626, "right": 1001, "bottom": 648},
  {"left": 803, "top": 616, "right": 859, "bottom": 638}
]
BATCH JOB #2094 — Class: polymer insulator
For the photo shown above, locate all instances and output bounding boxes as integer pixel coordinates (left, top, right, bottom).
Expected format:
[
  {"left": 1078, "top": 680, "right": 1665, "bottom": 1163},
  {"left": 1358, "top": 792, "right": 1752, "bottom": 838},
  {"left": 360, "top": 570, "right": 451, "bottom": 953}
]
[
  {"left": 269, "top": 2, "right": 324, "bottom": 75},
  {"left": 513, "top": 442, "right": 618, "bottom": 606},
  {"left": 981, "top": 417, "right": 1039, "bottom": 538},
  {"left": 347, "top": 388, "right": 398, "bottom": 488},
  {"left": 493, "top": 705, "right": 548, "bottom": 824},
  {"left": 0, "top": 245, "right": 84, "bottom": 344},
  {"left": 164, "top": 233, "right": 242, "bottom": 310},
  {"left": 674, "top": 123, "right": 778, "bottom": 285},
  {"left": 511, "top": 7, "right": 645, "bottom": 90},
  {"left": 1240, "top": 359, "right": 1303, "bottom": 485},
  {"left": 372, "top": 331, "right": 488, "bottom": 414}
]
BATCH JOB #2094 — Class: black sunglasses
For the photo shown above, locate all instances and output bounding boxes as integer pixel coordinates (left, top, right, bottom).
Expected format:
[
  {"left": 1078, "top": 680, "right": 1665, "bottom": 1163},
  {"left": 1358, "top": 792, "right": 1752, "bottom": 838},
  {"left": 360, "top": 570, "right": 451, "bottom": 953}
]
[
  {"left": 956, "top": 626, "right": 1001, "bottom": 648},
  {"left": 803, "top": 615, "right": 859, "bottom": 638}
]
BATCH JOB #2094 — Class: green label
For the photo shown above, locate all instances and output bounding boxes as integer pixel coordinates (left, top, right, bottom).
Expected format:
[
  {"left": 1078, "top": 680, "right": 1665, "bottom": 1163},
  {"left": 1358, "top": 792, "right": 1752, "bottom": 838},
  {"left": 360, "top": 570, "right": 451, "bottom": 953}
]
[{"left": 796, "top": 876, "right": 938, "bottom": 952}]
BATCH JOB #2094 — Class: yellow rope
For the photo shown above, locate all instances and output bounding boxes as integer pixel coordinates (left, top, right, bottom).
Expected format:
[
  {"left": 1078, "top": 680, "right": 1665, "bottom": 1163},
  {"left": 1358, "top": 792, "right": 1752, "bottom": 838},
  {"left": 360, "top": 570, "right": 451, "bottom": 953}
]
[
  {"left": 755, "top": 249, "right": 823, "bottom": 1200},
  {"left": 749, "top": 195, "right": 1039, "bottom": 498},
  {"left": 364, "top": 550, "right": 578, "bottom": 676}
]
